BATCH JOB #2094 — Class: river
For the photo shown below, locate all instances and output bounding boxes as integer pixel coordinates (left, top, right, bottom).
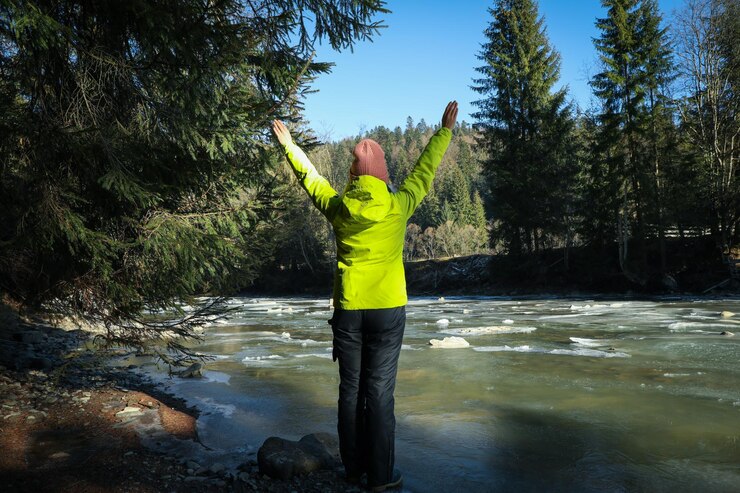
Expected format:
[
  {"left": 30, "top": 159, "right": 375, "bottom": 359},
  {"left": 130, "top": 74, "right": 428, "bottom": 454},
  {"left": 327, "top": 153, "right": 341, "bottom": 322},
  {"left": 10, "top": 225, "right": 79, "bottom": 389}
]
[{"left": 134, "top": 296, "right": 740, "bottom": 492}]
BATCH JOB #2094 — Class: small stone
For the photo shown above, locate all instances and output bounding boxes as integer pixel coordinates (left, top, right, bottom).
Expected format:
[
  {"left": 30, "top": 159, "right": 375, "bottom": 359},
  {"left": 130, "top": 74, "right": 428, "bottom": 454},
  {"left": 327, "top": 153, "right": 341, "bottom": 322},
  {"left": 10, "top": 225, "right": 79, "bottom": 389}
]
[
  {"left": 209, "top": 462, "right": 226, "bottom": 474},
  {"left": 50, "top": 452, "right": 70, "bottom": 460},
  {"left": 721, "top": 311, "right": 735, "bottom": 318},
  {"left": 124, "top": 451, "right": 135, "bottom": 457},
  {"left": 186, "top": 460, "right": 201, "bottom": 470},
  {"left": 26, "top": 415, "right": 36, "bottom": 421},
  {"left": 238, "top": 472, "right": 250, "bottom": 482},
  {"left": 720, "top": 331, "right": 734, "bottom": 336}
]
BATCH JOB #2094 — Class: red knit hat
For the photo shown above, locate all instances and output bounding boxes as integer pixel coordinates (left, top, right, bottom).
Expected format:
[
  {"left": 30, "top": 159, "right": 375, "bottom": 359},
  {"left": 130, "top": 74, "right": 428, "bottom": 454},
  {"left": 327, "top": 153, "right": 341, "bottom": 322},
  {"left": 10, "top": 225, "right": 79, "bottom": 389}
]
[{"left": 350, "top": 139, "right": 388, "bottom": 183}]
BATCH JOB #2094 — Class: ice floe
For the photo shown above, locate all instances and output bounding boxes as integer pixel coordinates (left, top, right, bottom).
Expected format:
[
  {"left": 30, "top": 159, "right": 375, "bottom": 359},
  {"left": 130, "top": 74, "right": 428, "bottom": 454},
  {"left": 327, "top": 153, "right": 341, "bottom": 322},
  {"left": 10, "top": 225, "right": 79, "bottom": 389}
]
[
  {"left": 429, "top": 336, "right": 470, "bottom": 348},
  {"left": 473, "top": 345, "right": 630, "bottom": 358},
  {"left": 440, "top": 326, "right": 536, "bottom": 336},
  {"left": 569, "top": 337, "right": 609, "bottom": 347}
]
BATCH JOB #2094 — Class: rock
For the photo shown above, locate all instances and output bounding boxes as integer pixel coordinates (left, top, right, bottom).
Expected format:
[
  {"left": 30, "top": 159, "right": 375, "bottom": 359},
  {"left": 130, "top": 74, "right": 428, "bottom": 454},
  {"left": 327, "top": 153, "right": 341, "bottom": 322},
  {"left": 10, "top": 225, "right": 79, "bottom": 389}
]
[
  {"left": 297, "top": 433, "right": 340, "bottom": 468},
  {"left": 257, "top": 433, "right": 340, "bottom": 480},
  {"left": 721, "top": 311, "right": 735, "bottom": 318},
  {"left": 209, "top": 462, "right": 226, "bottom": 474},
  {"left": 661, "top": 274, "right": 679, "bottom": 291},
  {"left": 115, "top": 406, "right": 144, "bottom": 418},
  {"left": 186, "top": 460, "right": 201, "bottom": 470},
  {"left": 720, "top": 331, "right": 734, "bottom": 336},
  {"left": 0, "top": 307, "right": 20, "bottom": 331},
  {"left": 429, "top": 336, "right": 470, "bottom": 349},
  {"left": 175, "top": 362, "right": 202, "bottom": 378},
  {"left": 49, "top": 452, "right": 70, "bottom": 460},
  {"left": 12, "top": 331, "right": 44, "bottom": 344}
]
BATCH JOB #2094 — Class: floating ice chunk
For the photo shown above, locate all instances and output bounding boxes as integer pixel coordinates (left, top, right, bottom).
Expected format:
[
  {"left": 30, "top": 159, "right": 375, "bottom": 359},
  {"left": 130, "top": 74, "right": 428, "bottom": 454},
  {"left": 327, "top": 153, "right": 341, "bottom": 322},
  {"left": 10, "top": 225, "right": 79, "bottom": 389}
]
[
  {"left": 569, "top": 337, "right": 607, "bottom": 347},
  {"left": 462, "top": 309, "right": 471, "bottom": 314},
  {"left": 281, "top": 332, "right": 291, "bottom": 339},
  {"left": 549, "top": 348, "right": 630, "bottom": 358},
  {"left": 295, "top": 353, "right": 332, "bottom": 359},
  {"left": 436, "top": 319, "right": 450, "bottom": 326},
  {"left": 429, "top": 336, "right": 469, "bottom": 348},
  {"left": 473, "top": 345, "right": 629, "bottom": 358},
  {"left": 474, "top": 345, "right": 533, "bottom": 353},
  {"left": 242, "top": 355, "right": 284, "bottom": 363},
  {"left": 668, "top": 321, "right": 738, "bottom": 332},
  {"left": 441, "top": 326, "right": 536, "bottom": 336},
  {"left": 502, "top": 319, "right": 514, "bottom": 324}
]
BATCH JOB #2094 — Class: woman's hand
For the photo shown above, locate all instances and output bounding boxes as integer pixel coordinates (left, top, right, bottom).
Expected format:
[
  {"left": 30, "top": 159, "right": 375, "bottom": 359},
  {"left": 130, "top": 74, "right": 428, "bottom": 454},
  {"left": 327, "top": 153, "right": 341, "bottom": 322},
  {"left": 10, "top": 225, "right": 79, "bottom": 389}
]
[
  {"left": 442, "top": 101, "right": 458, "bottom": 130},
  {"left": 272, "top": 120, "right": 293, "bottom": 147}
]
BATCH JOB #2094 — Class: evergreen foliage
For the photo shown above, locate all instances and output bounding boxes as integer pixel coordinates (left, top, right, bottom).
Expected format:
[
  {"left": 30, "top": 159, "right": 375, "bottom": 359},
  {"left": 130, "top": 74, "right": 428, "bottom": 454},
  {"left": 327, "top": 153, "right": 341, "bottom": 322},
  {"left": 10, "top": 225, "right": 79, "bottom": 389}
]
[
  {"left": 472, "top": 0, "right": 577, "bottom": 255},
  {"left": 588, "top": 0, "right": 674, "bottom": 274},
  {"left": 0, "top": 0, "right": 387, "bottom": 362},
  {"left": 266, "top": 120, "right": 490, "bottom": 272}
]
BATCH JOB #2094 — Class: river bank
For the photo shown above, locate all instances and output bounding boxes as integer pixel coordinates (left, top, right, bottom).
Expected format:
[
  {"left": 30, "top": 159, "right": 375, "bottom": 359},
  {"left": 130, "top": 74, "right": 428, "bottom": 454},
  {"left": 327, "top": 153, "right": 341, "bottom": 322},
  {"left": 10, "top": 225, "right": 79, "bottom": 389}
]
[
  {"left": 251, "top": 236, "right": 737, "bottom": 297},
  {"left": 0, "top": 310, "right": 359, "bottom": 492}
]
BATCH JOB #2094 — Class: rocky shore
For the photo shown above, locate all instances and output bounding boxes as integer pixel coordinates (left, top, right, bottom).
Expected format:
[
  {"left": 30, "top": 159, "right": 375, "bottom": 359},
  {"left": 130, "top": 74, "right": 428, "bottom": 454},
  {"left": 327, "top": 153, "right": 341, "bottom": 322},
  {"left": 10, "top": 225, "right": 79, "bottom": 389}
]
[{"left": 0, "top": 310, "right": 360, "bottom": 492}]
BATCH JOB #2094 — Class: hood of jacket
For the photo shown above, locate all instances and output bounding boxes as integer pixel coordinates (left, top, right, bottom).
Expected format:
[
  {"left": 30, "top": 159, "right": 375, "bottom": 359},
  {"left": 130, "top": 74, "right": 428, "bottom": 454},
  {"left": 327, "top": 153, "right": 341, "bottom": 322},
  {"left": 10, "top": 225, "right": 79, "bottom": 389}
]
[{"left": 339, "top": 175, "right": 392, "bottom": 224}]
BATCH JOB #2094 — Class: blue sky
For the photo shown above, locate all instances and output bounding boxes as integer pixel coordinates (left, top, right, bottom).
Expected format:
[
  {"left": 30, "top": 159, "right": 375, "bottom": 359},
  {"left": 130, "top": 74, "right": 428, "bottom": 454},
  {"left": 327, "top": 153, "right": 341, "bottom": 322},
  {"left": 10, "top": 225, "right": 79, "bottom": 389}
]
[{"left": 302, "top": 0, "right": 684, "bottom": 140}]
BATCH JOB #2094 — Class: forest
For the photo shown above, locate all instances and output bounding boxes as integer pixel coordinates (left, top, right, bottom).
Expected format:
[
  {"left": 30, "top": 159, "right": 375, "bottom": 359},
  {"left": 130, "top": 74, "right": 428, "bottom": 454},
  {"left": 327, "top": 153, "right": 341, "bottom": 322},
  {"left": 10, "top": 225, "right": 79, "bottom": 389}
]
[{"left": 1, "top": 0, "right": 739, "bottom": 353}]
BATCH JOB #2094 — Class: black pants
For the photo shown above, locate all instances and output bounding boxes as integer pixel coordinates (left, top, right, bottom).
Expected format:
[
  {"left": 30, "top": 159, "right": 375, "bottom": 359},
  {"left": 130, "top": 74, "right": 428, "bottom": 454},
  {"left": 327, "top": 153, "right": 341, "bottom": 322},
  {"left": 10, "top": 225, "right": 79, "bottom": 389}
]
[{"left": 329, "top": 306, "right": 406, "bottom": 487}]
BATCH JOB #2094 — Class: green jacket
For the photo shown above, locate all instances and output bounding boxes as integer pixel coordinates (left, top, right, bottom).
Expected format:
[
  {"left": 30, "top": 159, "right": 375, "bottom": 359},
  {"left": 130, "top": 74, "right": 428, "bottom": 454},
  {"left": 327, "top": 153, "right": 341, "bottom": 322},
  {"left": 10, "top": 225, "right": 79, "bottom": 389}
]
[{"left": 283, "top": 127, "right": 452, "bottom": 309}]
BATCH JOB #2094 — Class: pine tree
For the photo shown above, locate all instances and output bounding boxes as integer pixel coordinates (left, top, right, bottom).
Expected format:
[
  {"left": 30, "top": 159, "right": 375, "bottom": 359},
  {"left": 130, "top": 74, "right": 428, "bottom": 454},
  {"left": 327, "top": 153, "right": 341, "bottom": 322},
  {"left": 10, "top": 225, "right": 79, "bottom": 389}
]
[
  {"left": 472, "top": 0, "right": 574, "bottom": 255},
  {"left": 0, "top": 0, "right": 387, "bottom": 362},
  {"left": 590, "top": 0, "right": 673, "bottom": 275}
]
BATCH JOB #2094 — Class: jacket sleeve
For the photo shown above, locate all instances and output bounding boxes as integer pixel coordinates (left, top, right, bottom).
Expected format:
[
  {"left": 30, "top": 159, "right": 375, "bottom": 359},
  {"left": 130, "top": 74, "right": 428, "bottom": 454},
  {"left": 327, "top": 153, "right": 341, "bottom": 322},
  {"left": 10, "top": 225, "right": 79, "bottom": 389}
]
[
  {"left": 396, "top": 127, "right": 452, "bottom": 218},
  {"left": 283, "top": 142, "right": 340, "bottom": 219}
]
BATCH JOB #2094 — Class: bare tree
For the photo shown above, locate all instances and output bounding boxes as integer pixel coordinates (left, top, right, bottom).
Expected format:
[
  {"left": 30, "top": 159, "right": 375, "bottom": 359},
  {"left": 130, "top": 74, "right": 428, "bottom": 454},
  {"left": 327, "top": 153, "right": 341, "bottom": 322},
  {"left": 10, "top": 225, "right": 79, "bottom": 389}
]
[{"left": 673, "top": 0, "right": 740, "bottom": 245}]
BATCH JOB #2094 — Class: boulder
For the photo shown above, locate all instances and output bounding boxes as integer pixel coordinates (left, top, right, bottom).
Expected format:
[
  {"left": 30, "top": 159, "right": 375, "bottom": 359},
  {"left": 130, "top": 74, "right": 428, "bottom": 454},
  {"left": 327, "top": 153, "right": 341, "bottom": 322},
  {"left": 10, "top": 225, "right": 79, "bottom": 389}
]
[
  {"left": 257, "top": 433, "right": 340, "bottom": 480},
  {"left": 661, "top": 274, "right": 679, "bottom": 291},
  {"left": 175, "top": 362, "right": 202, "bottom": 378},
  {"left": 12, "top": 331, "right": 44, "bottom": 344}
]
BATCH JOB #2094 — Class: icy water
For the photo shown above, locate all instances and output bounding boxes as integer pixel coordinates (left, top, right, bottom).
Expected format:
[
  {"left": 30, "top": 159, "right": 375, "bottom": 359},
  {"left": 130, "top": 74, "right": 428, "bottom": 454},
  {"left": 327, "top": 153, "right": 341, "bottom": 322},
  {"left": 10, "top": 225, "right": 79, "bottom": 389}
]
[{"left": 138, "top": 296, "right": 740, "bottom": 492}]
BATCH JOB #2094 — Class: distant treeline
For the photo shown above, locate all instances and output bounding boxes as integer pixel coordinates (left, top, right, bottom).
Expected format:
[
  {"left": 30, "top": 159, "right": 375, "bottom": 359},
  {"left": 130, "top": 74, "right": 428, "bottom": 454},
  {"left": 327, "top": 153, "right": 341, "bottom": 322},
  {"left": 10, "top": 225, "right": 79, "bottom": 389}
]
[
  {"left": 268, "top": 120, "right": 489, "bottom": 280},
  {"left": 269, "top": 0, "right": 740, "bottom": 288}
]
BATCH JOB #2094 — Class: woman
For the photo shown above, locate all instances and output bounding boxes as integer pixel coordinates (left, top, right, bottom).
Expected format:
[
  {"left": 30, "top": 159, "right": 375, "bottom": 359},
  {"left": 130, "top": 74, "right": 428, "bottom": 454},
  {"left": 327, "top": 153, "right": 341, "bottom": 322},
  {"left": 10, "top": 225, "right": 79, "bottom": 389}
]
[{"left": 272, "top": 101, "right": 457, "bottom": 491}]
